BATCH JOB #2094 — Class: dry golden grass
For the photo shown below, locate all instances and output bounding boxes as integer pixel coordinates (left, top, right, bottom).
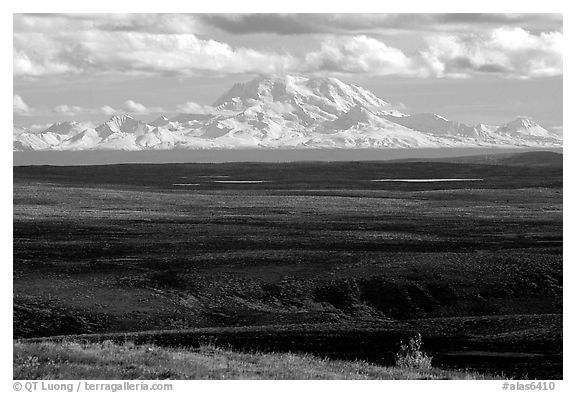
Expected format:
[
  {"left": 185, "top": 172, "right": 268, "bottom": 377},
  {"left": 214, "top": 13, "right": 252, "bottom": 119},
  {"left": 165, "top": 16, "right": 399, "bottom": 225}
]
[{"left": 14, "top": 340, "right": 494, "bottom": 380}]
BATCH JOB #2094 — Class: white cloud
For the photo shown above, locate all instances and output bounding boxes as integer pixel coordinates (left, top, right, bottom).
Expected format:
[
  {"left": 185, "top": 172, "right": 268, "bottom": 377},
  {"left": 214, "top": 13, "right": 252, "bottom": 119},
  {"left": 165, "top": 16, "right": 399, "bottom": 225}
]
[
  {"left": 15, "top": 95, "right": 91, "bottom": 117},
  {"left": 13, "top": 95, "right": 30, "bottom": 113},
  {"left": 122, "top": 100, "right": 164, "bottom": 114},
  {"left": 13, "top": 19, "right": 563, "bottom": 80},
  {"left": 175, "top": 101, "right": 216, "bottom": 114},
  {"left": 421, "top": 28, "right": 563, "bottom": 78},
  {"left": 99, "top": 106, "right": 116, "bottom": 115},
  {"left": 123, "top": 100, "right": 148, "bottom": 114},
  {"left": 13, "top": 46, "right": 80, "bottom": 77},
  {"left": 53, "top": 104, "right": 86, "bottom": 116},
  {"left": 17, "top": 99, "right": 163, "bottom": 117},
  {"left": 304, "top": 35, "right": 426, "bottom": 77},
  {"left": 14, "top": 30, "right": 296, "bottom": 78}
]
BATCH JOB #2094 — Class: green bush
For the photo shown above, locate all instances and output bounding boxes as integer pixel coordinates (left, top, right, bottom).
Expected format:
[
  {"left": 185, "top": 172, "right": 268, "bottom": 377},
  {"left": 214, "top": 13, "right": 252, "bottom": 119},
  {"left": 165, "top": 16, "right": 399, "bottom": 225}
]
[{"left": 395, "top": 334, "right": 433, "bottom": 370}]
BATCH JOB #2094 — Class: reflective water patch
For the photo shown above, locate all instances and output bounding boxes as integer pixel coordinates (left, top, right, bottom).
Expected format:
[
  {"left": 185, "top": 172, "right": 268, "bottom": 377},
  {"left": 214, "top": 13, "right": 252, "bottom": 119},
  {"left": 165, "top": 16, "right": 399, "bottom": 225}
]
[{"left": 371, "top": 178, "right": 483, "bottom": 182}]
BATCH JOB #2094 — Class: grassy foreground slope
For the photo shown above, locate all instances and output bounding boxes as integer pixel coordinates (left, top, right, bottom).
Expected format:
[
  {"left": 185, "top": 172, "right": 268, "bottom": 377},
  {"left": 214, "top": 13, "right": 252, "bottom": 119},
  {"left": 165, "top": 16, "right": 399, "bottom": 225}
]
[{"left": 14, "top": 340, "right": 491, "bottom": 380}]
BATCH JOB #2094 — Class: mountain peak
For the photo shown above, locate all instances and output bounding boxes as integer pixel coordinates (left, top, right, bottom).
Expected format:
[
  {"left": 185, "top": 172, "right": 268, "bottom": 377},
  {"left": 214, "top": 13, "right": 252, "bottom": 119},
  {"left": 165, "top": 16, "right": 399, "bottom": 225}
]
[
  {"left": 108, "top": 114, "right": 134, "bottom": 122},
  {"left": 44, "top": 121, "right": 84, "bottom": 135},
  {"left": 497, "top": 117, "right": 554, "bottom": 139},
  {"left": 407, "top": 113, "right": 450, "bottom": 122},
  {"left": 95, "top": 113, "right": 148, "bottom": 136},
  {"left": 505, "top": 117, "right": 540, "bottom": 129},
  {"left": 150, "top": 115, "right": 170, "bottom": 127},
  {"left": 13, "top": 75, "right": 562, "bottom": 151},
  {"left": 212, "top": 74, "right": 393, "bottom": 116}
]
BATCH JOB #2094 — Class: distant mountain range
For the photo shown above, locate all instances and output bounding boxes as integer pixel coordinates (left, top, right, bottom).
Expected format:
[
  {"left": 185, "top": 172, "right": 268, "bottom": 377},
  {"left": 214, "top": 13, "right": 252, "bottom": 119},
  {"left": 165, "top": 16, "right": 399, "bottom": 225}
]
[{"left": 13, "top": 75, "right": 562, "bottom": 151}]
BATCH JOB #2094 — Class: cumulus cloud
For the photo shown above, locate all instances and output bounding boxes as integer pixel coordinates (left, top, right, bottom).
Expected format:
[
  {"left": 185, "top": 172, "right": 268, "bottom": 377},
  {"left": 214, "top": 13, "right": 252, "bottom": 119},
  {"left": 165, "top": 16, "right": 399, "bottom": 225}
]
[
  {"left": 13, "top": 46, "right": 81, "bottom": 77},
  {"left": 18, "top": 98, "right": 208, "bottom": 120},
  {"left": 14, "top": 95, "right": 93, "bottom": 117},
  {"left": 421, "top": 28, "right": 563, "bottom": 78},
  {"left": 98, "top": 101, "right": 165, "bottom": 115},
  {"left": 53, "top": 104, "right": 124, "bottom": 116},
  {"left": 100, "top": 105, "right": 117, "bottom": 115},
  {"left": 14, "top": 30, "right": 296, "bottom": 78},
  {"left": 123, "top": 100, "right": 164, "bottom": 114},
  {"left": 123, "top": 100, "right": 148, "bottom": 114},
  {"left": 302, "top": 29, "right": 563, "bottom": 79},
  {"left": 13, "top": 95, "right": 30, "bottom": 113},
  {"left": 53, "top": 104, "right": 87, "bottom": 116},
  {"left": 175, "top": 101, "right": 216, "bottom": 114},
  {"left": 304, "top": 35, "right": 426, "bottom": 77},
  {"left": 12, "top": 14, "right": 563, "bottom": 80}
]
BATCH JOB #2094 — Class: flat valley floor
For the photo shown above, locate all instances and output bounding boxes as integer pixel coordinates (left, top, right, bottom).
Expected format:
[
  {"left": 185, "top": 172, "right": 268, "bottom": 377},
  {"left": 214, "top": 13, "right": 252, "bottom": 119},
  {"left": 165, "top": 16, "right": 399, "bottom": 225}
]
[{"left": 13, "top": 152, "right": 563, "bottom": 379}]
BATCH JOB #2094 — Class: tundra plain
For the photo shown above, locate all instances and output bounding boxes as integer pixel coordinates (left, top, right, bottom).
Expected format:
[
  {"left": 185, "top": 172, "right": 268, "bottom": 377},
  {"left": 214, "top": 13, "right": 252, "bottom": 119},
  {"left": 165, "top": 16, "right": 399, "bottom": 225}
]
[{"left": 13, "top": 152, "right": 563, "bottom": 379}]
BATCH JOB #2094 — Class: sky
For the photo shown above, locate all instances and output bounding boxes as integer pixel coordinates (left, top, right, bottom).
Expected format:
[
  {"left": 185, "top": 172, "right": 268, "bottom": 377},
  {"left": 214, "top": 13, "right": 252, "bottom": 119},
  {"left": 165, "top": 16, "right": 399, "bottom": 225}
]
[{"left": 13, "top": 13, "right": 563, "bottom": 131}]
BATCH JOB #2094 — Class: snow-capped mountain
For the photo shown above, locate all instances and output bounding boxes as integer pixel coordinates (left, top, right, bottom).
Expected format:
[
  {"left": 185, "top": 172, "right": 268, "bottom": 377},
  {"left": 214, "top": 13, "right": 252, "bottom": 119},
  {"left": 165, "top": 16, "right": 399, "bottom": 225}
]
[
  {"left": 13, "top": 75, "right": 562, "bottom": 151},
  {"left": 383, "top": 113, "right": 481, "bottom": 138},
  {"left": 95, "top": 114, "right": 151, "bottom": 136},
  {"left": 43, "top": 121, "right": 87, "bottom": 136},
  {"left": 149, "top": 115, "right": 170, "bottom": 127}
]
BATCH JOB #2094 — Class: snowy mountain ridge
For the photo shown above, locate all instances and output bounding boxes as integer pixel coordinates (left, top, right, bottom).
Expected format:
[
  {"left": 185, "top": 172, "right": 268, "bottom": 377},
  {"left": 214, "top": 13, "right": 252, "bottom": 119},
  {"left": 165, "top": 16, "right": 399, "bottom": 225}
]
[{"left": 14, "top": 75, "right": 562, "bottom": 151}]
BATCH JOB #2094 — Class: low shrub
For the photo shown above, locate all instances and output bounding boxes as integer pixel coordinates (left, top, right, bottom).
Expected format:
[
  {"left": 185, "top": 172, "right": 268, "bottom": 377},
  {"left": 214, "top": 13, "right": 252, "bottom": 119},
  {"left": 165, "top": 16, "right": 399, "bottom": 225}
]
[{"left": 395, "top": 334, "right": 432, "bottom": 370}]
